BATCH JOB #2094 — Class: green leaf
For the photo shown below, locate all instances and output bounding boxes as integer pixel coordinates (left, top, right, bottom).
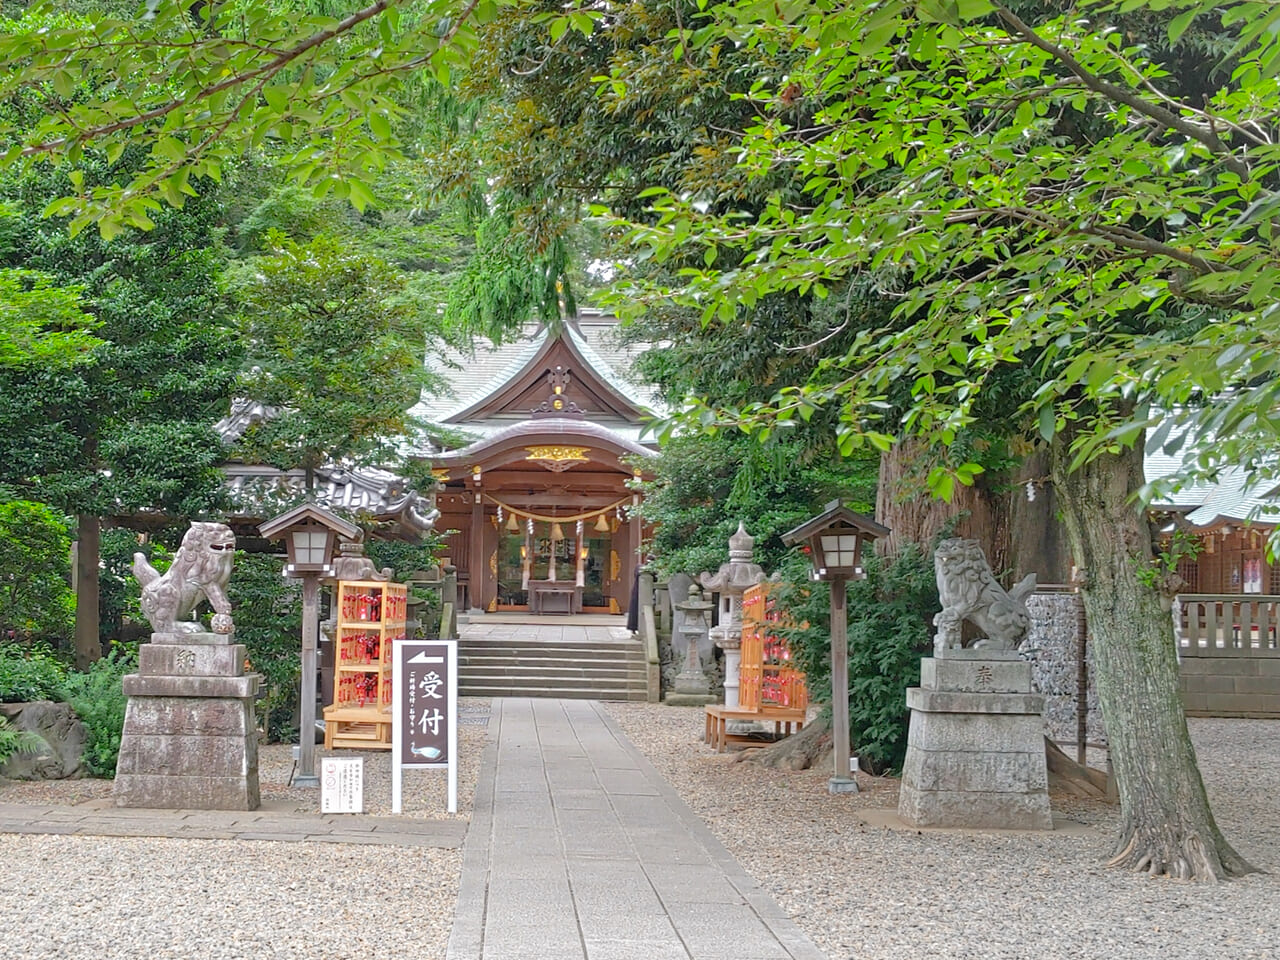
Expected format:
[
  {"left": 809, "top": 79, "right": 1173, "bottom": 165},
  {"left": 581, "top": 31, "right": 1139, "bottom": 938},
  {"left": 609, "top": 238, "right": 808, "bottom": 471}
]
[
  {"left": 1038, "top": 405, "right": 1055, "bottom": 443},
  {"left": 347, "top": 178, "right": 376, "bottom": 213}
]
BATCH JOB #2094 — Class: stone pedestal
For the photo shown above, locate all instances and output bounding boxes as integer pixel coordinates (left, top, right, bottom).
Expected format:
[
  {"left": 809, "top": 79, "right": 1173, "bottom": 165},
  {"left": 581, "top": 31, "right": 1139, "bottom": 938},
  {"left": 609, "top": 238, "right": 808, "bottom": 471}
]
[
  {"left": 898, "top": 652, "right": 1051, "bottom": 830},
  {"left": 113, "top": 632, "right": 261, "bottom": 810}
]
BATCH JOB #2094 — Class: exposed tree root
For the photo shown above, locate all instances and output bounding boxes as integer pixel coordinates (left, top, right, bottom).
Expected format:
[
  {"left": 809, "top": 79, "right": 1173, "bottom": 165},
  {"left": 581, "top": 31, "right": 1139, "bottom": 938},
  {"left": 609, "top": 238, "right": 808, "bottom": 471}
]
[
  {"left": 1106, "top": 822, "right": 1261, "bottom": 882},
  {"left": 733, "top": 718, "right": 832, "bottom": 770},
  {"left": 1044, "top": 737, "right": 1113, "bottom": 800}
]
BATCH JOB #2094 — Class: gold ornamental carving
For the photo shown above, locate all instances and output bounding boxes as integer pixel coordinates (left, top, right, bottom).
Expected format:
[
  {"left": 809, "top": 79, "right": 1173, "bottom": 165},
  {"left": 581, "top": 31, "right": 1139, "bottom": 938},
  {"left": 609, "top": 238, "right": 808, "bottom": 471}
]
[
  {"left": 488, "top": 550, "right": 498, "bottom": 576},
  {"left": 525, "top": 445, "right": 591, "bottom": 473},
  {"left": 610, "top": 549, "right": 621, "bottom": 581}
]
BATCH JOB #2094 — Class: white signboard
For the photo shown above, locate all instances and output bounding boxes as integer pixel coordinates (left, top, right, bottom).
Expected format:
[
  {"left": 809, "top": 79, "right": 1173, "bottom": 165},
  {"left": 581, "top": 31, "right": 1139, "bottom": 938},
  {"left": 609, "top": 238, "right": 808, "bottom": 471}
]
[
  {"left": 392, "top": 639, "right": 458, "bottom": 814},
  {"left": 320, "top": 757, "right": 363, "bottom": 813}
]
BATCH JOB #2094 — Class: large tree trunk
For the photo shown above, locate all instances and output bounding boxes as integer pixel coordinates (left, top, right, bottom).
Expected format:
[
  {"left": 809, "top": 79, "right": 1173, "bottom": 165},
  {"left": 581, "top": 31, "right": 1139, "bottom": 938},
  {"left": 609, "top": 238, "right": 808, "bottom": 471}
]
[
  {"left": 73, "top": 513, "right": 101, "bottom": 671},
  {"left": 877, "top": 441, "right": 1071, "bottom": 583},
  {"left": 1051, "top": 433, "right": 1255, "bottom": 880},
  {"left": 876, "top": 440, "right": 1007, "bottom": 565}
]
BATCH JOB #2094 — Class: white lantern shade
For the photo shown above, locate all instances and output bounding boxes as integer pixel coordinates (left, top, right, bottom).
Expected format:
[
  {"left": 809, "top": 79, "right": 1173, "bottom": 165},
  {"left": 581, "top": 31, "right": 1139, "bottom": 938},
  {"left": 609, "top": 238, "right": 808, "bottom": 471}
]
[
  {"left": 291, "top": 529, "right": 331, "bottom": 566},
  {"left": 820, "top": 533, "right": 861, "bottom": 569}
]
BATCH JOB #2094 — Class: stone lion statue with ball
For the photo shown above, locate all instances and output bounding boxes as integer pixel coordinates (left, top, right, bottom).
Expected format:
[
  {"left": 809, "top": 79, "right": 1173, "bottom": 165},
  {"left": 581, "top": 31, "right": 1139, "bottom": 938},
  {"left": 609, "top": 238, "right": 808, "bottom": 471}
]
[
  {"left": 133, "top": 522, "right": 236, "bottom": 637},
  {"left": 932, "top": 538, "right": 1036, "bottom": 656}
]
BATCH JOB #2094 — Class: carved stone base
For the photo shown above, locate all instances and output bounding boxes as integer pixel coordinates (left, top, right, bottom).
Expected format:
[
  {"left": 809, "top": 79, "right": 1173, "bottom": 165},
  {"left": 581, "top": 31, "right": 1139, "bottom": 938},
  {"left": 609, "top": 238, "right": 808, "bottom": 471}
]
[
  {"left": 898, "top": 657, "right": 1051, "bottom": 831},
  {"left": 113, "top": 635, "right": 260, "bottom": 811}
]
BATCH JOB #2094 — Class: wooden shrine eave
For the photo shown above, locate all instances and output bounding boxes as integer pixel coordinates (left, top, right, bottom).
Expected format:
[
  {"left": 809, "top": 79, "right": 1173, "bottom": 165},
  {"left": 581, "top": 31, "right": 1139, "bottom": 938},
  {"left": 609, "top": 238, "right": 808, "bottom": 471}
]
[
  {"left": 442, "top": 329, "right": 649, "bottom": 424},
  {"left": 425, "top": 418, "right": 655, "bottom": 477}
]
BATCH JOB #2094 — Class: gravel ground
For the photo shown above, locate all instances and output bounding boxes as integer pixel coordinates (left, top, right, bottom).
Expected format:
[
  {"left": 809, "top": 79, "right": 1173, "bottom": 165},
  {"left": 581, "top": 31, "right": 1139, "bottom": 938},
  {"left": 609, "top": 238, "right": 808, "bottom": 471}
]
[
  {"left": 0, "top": 698, "right": 492, "bottom": 818},
  {"left": 606, "top": 704, "right": 1280, "bottom": 960},
  {"left": 0, "top": 698, "right": 491, "bottom": 960}
]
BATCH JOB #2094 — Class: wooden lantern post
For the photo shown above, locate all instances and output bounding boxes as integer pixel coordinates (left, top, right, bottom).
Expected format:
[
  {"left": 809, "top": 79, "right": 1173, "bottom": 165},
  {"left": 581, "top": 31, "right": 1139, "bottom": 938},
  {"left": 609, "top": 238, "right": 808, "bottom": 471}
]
[
  {"left": 260, "top": 504, "right": 361, "bottom": 787},
  {"left": 783, "top": 501, "right": 889, "bottom": 795}
]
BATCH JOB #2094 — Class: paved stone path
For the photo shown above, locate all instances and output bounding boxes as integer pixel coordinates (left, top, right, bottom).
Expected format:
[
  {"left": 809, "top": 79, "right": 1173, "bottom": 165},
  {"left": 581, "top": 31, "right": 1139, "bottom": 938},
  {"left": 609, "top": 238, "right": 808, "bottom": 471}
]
[
  {"left": 460, "top": 617, "right": 634, "bottom": 644},
  {"left": 0, "top": 798, "right": 466, "bottom": 847},
  {"left": 448, "top": 698, "right": 826, "bottom": 960}
]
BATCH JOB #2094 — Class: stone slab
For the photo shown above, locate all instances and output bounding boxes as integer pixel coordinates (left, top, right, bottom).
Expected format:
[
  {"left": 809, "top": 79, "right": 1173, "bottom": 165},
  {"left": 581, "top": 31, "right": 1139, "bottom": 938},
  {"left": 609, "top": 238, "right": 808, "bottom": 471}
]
[
  {"left": 118, "top": 697, "right": 253, "bottom": 737},
  {"left": 122, "top": 673, "right": 259, "bottom": 698},
  {"left": 920, "top": 656, "right": 1032, "bottom": 693},
  {"left": 906, "top": 687, "right": 1045, "bottom": 714},
  {"left": 855, "top": 807, "right": 1095, "bottom": 836},
  {"left": 664, "top": 692, "right": 717, "bottom": 706},
  {"left": 933, "top": 648, "right": 1022, "bottom": 661},
  {"left": 901, "top": 748, "right": 1048, "bottom": 792},
  {"left": 149, "top": 631, "right": 233, "bottom": 645},
  {"left": 113, "top": 773, "right": 260, "bottom": 811},
  {"left": 138, "top": 643, "right": 246, "bottom": 678},
  {"left": 898, "top": 782, "right": 1052, "bottom": 830},
  {"left": 906, "top": 710, "right": 1041, "bottom": 752},
  {"left": 116, "top": 733, "right": 257, "bottom": 779}
]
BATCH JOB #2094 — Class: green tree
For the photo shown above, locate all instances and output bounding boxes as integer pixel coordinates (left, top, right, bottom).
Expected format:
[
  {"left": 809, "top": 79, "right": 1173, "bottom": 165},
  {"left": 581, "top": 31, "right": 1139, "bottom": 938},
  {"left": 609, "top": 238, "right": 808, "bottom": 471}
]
[
  {"left": 227, "top": 552, "right": 303, "bottom": 743},
  {"left": 606, "top": 1, "right": 1274, "bottom": 880},
  {"left": 0, "top": 501, "right": 76, "bottom": 643},
  {"left": 641, "top": 433, "right": 876, "bottom": 577},
  {"left": 1, "top": 0, "right": 1272, "bottom": 882},
  {"left": 225, "top": 232, "right": 442, "bottom": 486},
  {"left": 0, "top": 159, "right": 240, "bottom": 668},
  {"left": 0, "top": 268, "right": 100, "bottom": 371}
]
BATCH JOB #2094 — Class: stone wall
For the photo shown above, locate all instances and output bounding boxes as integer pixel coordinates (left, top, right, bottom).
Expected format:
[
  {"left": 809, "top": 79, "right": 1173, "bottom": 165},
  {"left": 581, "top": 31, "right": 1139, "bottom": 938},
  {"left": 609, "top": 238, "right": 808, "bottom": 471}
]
[
  {"left": 1180, "top": 657, "right": 1280, "bottom": 717},
  {"left": 1021, "top": 592, "right": 1106, "bottom": 744}
]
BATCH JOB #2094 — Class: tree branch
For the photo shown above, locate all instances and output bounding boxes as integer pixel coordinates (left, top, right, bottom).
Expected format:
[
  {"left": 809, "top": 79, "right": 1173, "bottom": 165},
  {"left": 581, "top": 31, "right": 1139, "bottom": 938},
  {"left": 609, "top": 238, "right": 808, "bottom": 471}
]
[
  {"left": 19, "top": 0, "right": 397, "bottom": 157},
  {"left": 993, "top": 5, "right": 1251, "bottom": 179}
]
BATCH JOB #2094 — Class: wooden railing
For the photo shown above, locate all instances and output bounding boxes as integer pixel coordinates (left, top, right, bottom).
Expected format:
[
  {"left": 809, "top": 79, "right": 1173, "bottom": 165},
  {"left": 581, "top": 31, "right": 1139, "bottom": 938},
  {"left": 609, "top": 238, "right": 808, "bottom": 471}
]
[{"left": 1175, "top": 594, "right": 1280, "bottom": 657}]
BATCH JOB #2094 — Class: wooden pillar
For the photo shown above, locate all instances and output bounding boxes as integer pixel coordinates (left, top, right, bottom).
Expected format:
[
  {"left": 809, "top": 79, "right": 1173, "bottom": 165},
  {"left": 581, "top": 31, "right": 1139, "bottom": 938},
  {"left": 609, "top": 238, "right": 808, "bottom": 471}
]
[
  {"left": 468, "top": 483, "right": 484, "bottom": 614},
  {"left": 74, "top": 514, "right": 101, "bottom": 670},
  {"left": 296, "top": 575, "right": 320, "bottom": 787},
  {"left": 829, "top": 576, "right": 856, "bottom": 793}
]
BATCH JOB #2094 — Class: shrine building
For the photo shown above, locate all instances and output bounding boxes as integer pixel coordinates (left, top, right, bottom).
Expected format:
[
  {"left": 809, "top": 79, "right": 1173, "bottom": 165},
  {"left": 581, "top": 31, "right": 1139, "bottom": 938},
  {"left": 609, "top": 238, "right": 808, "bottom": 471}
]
[{"left": 414, "top": 312, "right": 658, "bottom": 616}]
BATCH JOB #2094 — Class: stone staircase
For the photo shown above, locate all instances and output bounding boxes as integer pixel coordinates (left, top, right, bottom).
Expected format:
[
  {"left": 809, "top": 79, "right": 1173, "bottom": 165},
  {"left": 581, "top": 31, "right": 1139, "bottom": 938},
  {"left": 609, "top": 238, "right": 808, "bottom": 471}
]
[{"left": 458, "top": 636, "right": 650, "bottom": 701}]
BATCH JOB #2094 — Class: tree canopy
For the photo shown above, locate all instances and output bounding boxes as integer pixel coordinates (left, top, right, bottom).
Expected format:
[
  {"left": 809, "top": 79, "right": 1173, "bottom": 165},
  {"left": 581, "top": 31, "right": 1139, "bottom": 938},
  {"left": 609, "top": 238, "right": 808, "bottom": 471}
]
[
  {"left": 225, "top": 231, "right": 442, "bottom": 483},
  {"left": 1, "top": 0, "right": 1275, "bottom": 881}
]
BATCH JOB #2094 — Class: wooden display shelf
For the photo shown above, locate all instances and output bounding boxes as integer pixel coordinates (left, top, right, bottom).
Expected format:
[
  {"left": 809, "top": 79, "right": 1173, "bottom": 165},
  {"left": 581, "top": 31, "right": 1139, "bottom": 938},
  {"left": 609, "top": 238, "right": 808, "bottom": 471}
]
[
  {"left": 324, "top": 579, "right": 406, "bottom": 751},
  {"left": 324, "top": 705, "right": 392, "bottom": 722},
  {"left": 740, "top": 583, "right": 809, "bottom": 715}
]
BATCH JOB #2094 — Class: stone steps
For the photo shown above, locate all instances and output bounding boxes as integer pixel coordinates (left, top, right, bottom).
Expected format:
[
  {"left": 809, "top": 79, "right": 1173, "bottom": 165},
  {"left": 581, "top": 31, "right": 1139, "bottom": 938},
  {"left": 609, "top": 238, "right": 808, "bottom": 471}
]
[{"left": 459, "top": 637, "right": 648, "bottom": 701}]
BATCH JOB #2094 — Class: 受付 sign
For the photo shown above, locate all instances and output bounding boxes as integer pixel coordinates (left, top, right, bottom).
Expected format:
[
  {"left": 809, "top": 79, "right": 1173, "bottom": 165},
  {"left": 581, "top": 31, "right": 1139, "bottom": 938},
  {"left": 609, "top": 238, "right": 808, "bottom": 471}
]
[
  {"left": 320, "top": 757, "right": 363, "bottom": 813},
  {"left": 392, "top": 639, "right": 457, "bottom": 814}
]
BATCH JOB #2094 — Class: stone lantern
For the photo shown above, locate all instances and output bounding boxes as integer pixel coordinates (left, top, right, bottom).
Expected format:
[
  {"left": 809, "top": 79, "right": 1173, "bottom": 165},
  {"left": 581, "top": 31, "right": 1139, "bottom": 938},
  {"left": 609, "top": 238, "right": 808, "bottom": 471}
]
[
  {"left": 698, "top": 522, "right": 767, "bottom": 709},
  {"left": 667, "top": 584, "right": 716, "bottom": 706}
]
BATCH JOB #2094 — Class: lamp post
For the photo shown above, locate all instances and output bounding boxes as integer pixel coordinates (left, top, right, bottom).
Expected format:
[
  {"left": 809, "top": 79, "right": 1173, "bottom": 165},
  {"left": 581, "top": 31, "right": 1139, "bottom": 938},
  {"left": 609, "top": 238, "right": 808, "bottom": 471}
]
[
  {"left": 259, "top": 504, "right": 361, "bottom": 788},
  {"left": 783, "top": 501, "right": 889, "bottom": 795}
]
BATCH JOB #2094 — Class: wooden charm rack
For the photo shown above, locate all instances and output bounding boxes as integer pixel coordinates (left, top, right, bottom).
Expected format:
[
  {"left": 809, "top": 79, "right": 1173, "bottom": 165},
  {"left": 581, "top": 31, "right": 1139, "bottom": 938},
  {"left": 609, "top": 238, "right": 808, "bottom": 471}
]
[{"left": 323, "top": 579, "right": 407, "bottom": 750}]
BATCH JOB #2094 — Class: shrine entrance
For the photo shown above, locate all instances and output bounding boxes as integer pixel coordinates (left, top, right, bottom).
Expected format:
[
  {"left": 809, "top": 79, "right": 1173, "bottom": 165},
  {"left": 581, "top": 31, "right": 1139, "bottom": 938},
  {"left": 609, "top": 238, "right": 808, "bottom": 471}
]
[{"left": 494, "top": 518, "right": 618, "bottom": 614}]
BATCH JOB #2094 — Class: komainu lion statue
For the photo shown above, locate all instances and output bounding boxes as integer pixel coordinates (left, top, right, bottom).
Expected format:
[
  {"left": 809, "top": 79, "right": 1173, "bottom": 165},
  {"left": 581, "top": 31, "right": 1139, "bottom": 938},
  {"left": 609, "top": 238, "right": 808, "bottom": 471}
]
[
  {"left": 133, "top": 522, "right": 236, "bottom": 636},
  {"left": 932, "top": 538, "right": 1036, "bottom": 655}
]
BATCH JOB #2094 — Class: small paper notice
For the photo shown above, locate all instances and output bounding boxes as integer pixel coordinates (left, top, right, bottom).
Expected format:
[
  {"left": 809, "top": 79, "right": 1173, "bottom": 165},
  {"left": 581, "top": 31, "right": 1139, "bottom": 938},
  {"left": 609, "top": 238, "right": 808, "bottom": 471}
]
[{"left": 321, "top": 757, "right": 363, "bottom": 813}]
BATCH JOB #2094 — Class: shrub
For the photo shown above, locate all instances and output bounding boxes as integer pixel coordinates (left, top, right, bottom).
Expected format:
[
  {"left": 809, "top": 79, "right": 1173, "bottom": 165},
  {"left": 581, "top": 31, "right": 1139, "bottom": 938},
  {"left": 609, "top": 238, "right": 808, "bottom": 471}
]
[
  {"left": 0, "top": 643, "right": 68, "bottom": 702},
  {"left": 0, "top": 500, "right": 75, "bottom": 645},
  {"left": 228, "top": 551, "right": 301, "bottom": 742},
  {"left": 59, "top": 646, "right": 135, "bottom": 777},
  {"left": 775, "top": 543, "right": 937, "bottom": 774},
  {"left": 0, "top": 714, "right": 47, "bottom": 765}
]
